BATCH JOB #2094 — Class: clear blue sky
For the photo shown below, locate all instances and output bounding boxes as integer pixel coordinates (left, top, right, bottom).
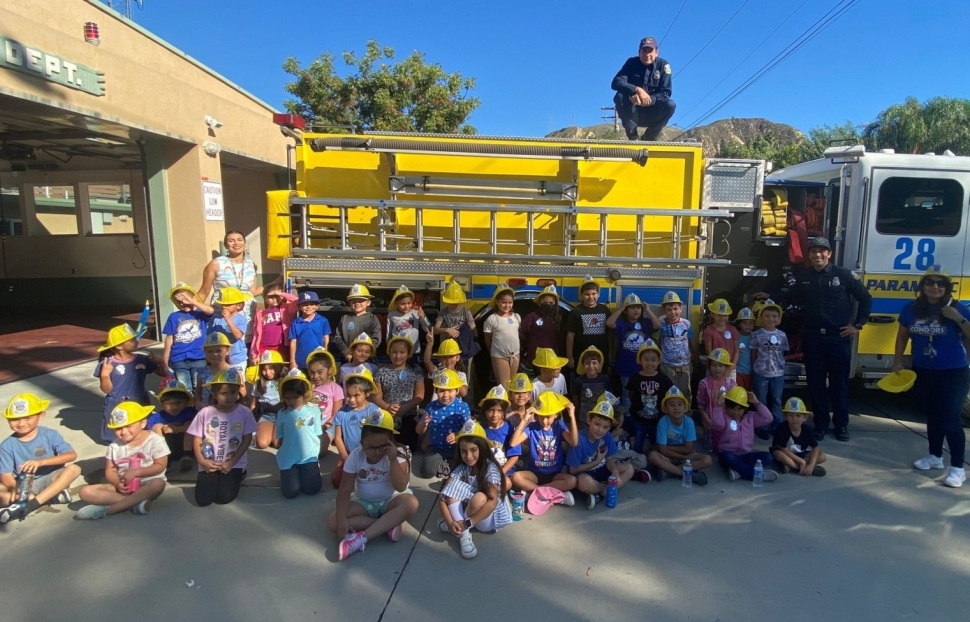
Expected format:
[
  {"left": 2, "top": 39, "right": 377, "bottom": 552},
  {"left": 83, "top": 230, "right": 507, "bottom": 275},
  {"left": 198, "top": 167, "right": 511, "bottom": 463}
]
[{"left": 130, "top": 0, "right": 970, "bottom": 136}]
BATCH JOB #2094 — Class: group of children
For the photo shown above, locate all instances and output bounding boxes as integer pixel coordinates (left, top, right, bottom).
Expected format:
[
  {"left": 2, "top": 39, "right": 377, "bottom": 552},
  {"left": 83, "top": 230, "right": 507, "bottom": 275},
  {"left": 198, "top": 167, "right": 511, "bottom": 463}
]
[{"left": 0, "top": 277, "right": 828, "bottom": 562}]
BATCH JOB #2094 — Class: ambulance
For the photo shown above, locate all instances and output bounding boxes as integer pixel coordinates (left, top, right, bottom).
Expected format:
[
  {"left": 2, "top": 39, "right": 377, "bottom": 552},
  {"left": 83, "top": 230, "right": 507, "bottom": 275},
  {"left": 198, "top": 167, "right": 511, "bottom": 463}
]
[{"left": 265, "top": 117, "right": 765, "bottom": 395}]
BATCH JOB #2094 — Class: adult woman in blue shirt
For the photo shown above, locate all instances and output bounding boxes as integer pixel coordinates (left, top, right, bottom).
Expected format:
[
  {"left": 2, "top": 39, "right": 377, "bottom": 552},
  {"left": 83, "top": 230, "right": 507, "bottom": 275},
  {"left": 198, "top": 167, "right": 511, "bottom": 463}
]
[{"left": 893, "top": 266, "right": 970, "bottom": 488}]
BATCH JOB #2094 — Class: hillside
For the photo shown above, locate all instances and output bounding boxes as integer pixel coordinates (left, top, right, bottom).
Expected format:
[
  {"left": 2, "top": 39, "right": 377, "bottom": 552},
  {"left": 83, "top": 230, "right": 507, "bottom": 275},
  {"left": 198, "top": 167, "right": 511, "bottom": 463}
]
[{"left": 547, "top": 118, "right": 803, "bottom": 156}]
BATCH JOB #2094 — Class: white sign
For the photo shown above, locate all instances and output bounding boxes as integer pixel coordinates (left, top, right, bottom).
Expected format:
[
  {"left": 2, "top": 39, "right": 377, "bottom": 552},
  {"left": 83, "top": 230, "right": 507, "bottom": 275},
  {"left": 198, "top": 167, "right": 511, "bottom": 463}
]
[{"left": 202, "top": 180, "right": 224, "bottom": 221}]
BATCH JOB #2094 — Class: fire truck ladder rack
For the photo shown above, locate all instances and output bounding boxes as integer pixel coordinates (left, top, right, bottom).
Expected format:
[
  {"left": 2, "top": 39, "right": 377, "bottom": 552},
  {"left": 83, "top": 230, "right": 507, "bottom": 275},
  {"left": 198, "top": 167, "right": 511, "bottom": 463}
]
[{"left": 282, "top": 197, "right": 737, "bottom": 278}]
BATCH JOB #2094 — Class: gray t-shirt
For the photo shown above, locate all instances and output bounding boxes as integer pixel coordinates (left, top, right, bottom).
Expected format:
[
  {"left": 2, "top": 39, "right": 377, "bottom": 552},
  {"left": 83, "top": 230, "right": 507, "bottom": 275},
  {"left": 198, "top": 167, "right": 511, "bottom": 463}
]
[
  {"left": 750, "top": 328, "right": 789, "bottom": 378},
  {"left": 387, "top": 310, "right": 430, "bottom": 354}
]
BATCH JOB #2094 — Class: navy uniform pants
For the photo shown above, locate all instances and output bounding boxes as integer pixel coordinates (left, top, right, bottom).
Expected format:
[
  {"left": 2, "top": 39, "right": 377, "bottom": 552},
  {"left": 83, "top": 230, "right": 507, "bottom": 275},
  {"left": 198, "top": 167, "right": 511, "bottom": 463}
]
[
  {"left": 803, "top": 331, "right": 851, "bottom": 431},
  {"left": 616, "top": 98, "right": 676, "bottom": 141}
]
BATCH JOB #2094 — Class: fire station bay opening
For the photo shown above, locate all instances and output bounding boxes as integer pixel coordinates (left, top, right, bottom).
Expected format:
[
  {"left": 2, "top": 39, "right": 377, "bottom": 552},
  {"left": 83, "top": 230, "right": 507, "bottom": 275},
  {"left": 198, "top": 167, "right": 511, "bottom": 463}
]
[{"left": 0, "top": 92, "right": 285, "bottom": 337}]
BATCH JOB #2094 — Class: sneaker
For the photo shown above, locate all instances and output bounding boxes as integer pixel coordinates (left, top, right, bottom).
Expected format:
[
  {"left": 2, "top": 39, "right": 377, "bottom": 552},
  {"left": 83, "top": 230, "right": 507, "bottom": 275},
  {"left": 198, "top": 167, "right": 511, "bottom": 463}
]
[
  {"left": 76, "top": 504, "right": 109, "bottom": 520},
  {"left": 653, "top": 467, "right": 669, "bottom": 482},
  {"left": 338, "top": 531, "right": 367, "bottom": 561},
  {"left": 54, "top": 489, "right": 72, "bottom": 505},
  {"left": 586, "top": 492, "right": 603, "bottom": 510},
  {"left": 777, "top": 463, "right": 790, "bottom": 474},
  {"left": 814, "top": 430, "right": 826, "bottom": 441},
  {"left": 834, "top": 427, "right": 850, "bottom": 442},
  {"left": 726, "top": 468, "right": 740, "bottom": 482},
  {"left": 559, "top": 491, "right": 575, "bottom": 507},
  {"left": 944, "top": 467, "right": 966, "bottom": 488},
  {"left": 0, "top": 504, "right": 24, "bottom": 524},
  {"left": 633, "top": 469, "right": 652, "bottom": 483},
  {"left": 812, "top": 466, "right": 826, "bottom": 477},
  {"left": 129, "top": 500, "right": 151, "bottom": 515},
  {"left": 387, "top": 524, "right": 402, "bottom": 542},
  {"left": 437, "top": 518, "right": 450, "bottom": 533},
  {"left": 763, "top": 470, "right": 779, "bottom": 482},
  {"left": 913, "top": 455, "right": 945, "bottom": 471},
  {"left": 459, "top": 530, "right": 477, "bottom": 559},
  {"left": 691, "top": 471, "right": 708, "bottom": 486}
]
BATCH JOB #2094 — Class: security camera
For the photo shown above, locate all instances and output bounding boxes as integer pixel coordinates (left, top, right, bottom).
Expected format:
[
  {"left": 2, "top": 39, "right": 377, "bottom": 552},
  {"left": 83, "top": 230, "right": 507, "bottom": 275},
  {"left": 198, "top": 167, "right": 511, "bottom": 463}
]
[{"left": 205, "top": 115, "right": 223, "bottom": 129}]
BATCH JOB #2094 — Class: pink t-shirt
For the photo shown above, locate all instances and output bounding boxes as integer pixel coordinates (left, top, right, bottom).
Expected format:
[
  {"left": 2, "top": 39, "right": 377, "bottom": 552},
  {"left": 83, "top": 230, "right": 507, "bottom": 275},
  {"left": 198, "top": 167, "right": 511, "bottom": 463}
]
[
  {"left": 312, "top": 381, "right": 344, "bottom": 426},
  {"left": 703, "top": 324, "right": 739, "bottom": 362},
  {"left": 187, "top": 405, "right": 258, "bottom": 471},
  {"left": 258, "top": 309, "right": 285, "bottom": 348}
]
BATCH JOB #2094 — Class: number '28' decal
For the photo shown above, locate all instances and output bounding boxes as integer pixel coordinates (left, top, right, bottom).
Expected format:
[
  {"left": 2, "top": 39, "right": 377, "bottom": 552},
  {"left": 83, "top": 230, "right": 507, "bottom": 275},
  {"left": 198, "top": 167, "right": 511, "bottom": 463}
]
[{"left": 893, "top": 237, "right": 936, "bottom": 270}]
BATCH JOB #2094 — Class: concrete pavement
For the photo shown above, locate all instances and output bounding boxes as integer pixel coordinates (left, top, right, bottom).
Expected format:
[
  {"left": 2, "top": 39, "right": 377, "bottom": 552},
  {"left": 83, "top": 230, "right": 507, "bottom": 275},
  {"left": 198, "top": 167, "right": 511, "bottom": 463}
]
[{"left": 0, "top": 361, "right": 967, "bottom": 622}]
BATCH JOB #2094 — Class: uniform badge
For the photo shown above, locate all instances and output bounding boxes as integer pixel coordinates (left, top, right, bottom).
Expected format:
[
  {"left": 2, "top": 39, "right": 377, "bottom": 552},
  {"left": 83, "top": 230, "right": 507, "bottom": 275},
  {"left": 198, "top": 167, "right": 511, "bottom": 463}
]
[
  {"left": 653, "top": 70, "right": 660, "bottom": 80},
  {"left": 832, "top": 277, "right": 840, "bottom": 287}
]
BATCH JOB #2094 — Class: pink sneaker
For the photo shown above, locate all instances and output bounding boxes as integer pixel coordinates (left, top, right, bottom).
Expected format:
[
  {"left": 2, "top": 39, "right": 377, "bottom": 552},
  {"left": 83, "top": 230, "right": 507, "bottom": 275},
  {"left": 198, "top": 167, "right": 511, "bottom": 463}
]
[
  {"left": 338, "top": 531, "right": 367, "bottom": 561},
  {"left": 387, "top": 524, "right": 403, "bottom": 542}
]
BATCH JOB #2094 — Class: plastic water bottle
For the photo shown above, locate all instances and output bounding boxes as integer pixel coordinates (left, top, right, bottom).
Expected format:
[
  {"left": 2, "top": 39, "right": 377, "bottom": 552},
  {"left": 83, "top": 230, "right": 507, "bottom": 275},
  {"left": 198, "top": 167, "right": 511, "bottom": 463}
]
[
  {"left": 682, "top": 459, "right": 693, "bottom": 489},
  {"left": 510, "top": 492, "right": 525, "bottom": 521},
  {"left": 753, "top": 459, "right": 764, "bottom": 488},
  {"left": 15, "top": 473, "right": 34, "bottom": 506},
  {"left": 605, "top": 475, "right": 619, "bottom": 508}
]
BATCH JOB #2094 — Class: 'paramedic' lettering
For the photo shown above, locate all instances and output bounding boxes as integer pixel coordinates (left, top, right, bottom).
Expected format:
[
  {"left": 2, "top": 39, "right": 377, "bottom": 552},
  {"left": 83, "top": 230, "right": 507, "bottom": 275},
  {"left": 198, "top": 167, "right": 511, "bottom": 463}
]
[
  {"left": 0, "top": 37, "right": 105, "bottom": 96},
  {"left": 866, "top": 279, "right": 920, "bottom": 292}
]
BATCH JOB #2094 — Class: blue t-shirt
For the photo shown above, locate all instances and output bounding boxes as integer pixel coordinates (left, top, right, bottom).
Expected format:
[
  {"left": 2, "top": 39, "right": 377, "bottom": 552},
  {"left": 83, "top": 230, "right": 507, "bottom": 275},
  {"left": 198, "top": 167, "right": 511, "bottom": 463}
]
[
  {"left": 566, "top": 430, "right": 618, "bottom": 471},
  {"left": 524, "top": 419, "right": 569, "bottom": 474},
  {"left": 614, "top": 317, "right": 653, "bottom": 377},
  {"left": 484, "top": 421, "right": 521, "bottom": 472},
  {"left": 899, "top": 302, "right": 970, "bottom": 370},
  {"left": 209, "top": 313, "right": 249, "bottom": 366},
  {"left": 425, "top": 399, "right": 471, "bottom": 456},
  {"left": 146, "top": 406, "right": 198, "bottom": 430},
  {"left": 94, "top": 353, "right": 157, "bottom": 403},
  {"left": 333, "top": 403, "right": 381, "bottom": 454},
  {"left": 289, "top": 314, "right": 332, "bottom": 370},
  {"left": 656, "top": 414, "right": 697, "bottom": 447},
  {"left": 737, "top": 332, "right": 753, "bottom": 374},
  {"left": 162, "top": 310, "right": 210, "bottom": 363},
  {"left": 275, "top": 404, "right": 323, "bottom": 470},
  {"left": 0, "top": 427, "right": 73, "bottom": 477}
]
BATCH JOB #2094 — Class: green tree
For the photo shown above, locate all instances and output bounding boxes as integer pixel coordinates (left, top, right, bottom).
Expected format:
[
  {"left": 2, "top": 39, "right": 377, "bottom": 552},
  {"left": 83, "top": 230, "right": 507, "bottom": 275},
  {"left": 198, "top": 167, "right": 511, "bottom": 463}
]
[
  {"left": 864, "top": 96, "right": 970, "bottom": 154},
  {"left": 797, "top": 122, "right": 864, "bottom": 161},
  {"left": 719, "top": 131, "right": 805, "bottom": 168},
  {"left": 283, "top": 41, "right": 480, "bottom": 134}
]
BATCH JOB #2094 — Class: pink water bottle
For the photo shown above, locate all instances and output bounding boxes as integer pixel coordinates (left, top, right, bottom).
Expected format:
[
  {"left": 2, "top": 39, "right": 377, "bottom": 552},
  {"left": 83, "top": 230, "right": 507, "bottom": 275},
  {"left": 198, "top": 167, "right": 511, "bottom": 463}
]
[{"left": 116, "top": 457, "right": 142, "bottom": 492}]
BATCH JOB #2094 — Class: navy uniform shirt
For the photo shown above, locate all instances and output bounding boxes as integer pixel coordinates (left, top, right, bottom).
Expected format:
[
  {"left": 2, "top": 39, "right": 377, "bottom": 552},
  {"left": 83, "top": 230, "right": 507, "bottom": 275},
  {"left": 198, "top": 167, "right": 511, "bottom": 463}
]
[
  {"left": 794, "top": 263, "right": 872, "bottom": 331},
  {"left": 611, "top": 57, "right": 672, "bottom": 104}
]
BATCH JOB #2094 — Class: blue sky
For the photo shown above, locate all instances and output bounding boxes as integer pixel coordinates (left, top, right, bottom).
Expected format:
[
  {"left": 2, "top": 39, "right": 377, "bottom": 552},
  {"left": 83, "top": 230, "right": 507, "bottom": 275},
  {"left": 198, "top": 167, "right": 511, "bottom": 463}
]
[{"left": 131, "top": 0, "right": 970, "bottom": 136}]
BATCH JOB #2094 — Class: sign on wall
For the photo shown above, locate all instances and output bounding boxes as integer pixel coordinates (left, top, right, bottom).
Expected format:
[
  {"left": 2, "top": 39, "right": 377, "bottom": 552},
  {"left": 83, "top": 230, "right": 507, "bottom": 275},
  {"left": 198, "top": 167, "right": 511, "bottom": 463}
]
[
  {"left": 202, "top": 180, "right": 224, "bottom": 222},
  {"left": 1, "top": 37, "right": 105, "bottom": 96}
]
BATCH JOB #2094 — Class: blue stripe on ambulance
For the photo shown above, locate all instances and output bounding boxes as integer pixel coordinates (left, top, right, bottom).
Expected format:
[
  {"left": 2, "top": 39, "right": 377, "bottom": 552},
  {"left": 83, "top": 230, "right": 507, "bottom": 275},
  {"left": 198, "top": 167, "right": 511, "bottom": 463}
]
[{"left": 869, "top": 297, "right": 970, "bottom": 314}]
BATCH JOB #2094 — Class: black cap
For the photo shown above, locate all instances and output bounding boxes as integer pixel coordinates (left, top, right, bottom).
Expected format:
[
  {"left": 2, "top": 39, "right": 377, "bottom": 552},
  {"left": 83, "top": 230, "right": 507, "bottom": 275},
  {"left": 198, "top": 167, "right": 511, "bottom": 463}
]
[
  {"left": 808, "top": 237, "right": 832, "bottom": 250},
  {"left": 639, "top": 37, "right": 658, "bottom": 50}
]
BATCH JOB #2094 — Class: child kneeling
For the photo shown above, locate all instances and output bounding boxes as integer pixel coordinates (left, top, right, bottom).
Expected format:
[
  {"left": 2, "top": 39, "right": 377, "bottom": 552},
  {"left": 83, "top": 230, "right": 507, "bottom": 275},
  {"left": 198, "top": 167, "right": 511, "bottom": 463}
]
[
  {"left": 77, "top": 402, "right": 169, "bottom": 519},
  {"left": 328, "top": 410, "right": 419, "bottom": 561},
  {"left": 771, "top": 397, "right": 826, "bottom": 477},
  {"left": 648, "top": 387, "right": 713, "bottom": 485},
  {"left": 275, "top": 370, "right": 324, "bottom": 498},
  {"left": 438, "top": 421, "right": 513, "bottom": 559},
  {"left": 567, "top": 400, "right": 634, "bottom": 509},
  {"left": 713, "top": 387, "right": 779, "bottom": 482}
]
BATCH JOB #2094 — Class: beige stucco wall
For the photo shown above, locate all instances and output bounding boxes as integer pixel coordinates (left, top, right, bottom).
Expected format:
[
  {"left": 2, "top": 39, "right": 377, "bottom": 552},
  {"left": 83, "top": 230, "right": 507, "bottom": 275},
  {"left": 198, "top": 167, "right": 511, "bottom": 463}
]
[{"left": 221, "top": 165, "right": 283, "bottom": 282}]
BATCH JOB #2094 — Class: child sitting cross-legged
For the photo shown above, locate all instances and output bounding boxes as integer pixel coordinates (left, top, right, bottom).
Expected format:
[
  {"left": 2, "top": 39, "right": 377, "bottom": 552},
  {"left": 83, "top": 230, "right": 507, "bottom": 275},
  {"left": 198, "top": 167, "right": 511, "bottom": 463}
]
[
  {"left": 713, "top": 387, "right": 779, "bottom": 483},
  {"left": 0, "top": 393, "right": 81, "bottom": 524},
  {"left": 437, "top": 420, "right": 513, "bottom": 559},
  {"left": 648, "top": 387, "right": 713, "bottom": 485},
  {"left": 771, "top": 397, "right": 827, "bottom": 477},
  {"left": 567, "top": 400, "right": 635, "bottom": 510},
  {"left": 77, "top": 402, "right": 169, "bottom": 520},
  {"left": 509, "top": 391, "right": 578, "bottom": 503}
]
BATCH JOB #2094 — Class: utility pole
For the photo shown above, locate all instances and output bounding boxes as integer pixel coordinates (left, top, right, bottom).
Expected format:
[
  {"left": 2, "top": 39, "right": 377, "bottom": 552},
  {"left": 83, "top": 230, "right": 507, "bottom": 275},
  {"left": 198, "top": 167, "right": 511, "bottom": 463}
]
[{"left": 601, "top": 106, "right": 619, "bottom": 132}]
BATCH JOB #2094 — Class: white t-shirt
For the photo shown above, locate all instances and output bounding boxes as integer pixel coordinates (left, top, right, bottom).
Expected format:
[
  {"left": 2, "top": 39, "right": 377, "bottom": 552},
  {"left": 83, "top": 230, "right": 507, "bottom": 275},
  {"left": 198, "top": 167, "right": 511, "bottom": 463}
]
[
  {"left": 342, "top": 445, "right": 409, "bottom": 502},
  {"left": 106, "top": 432, "right": 171, "bottom": 482},
  {"left": 531, "top": 375, "right": 567, "bottom": 401}
]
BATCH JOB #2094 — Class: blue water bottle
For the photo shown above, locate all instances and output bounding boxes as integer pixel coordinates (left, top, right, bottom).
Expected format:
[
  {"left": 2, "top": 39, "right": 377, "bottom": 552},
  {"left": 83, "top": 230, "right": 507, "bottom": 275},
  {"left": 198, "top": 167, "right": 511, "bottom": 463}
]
[
  {"left": 605, "top": 475, "right": 619, "bottom": 508},
  {"left": 753, "top": 459, "right": 764, "bottom": 488},
  {"left": 682, "top": 459, "right": 693, "bottom": 489}
]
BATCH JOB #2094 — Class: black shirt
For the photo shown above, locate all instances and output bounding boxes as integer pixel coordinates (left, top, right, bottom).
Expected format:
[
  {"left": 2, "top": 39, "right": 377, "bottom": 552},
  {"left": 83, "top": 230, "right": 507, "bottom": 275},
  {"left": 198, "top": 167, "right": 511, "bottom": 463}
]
[
  {"left": 611, "top": 57, "right": 673, "bottom": 104},
  {"left": 566, "top": 304, "right": 611, "bottom": 361},
  {"left": 626, "top": 371, "right": 673, "bottom": 421},
  {"left": 793, "top": 263, "right": 872, "bottom": 331},
  {"left": 771, "top": 421, "right": 819, "bottom": 454}
]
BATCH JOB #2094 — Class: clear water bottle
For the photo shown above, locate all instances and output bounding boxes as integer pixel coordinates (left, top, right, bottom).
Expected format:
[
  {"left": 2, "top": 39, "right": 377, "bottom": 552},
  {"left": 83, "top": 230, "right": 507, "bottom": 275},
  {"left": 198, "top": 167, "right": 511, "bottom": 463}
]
[
  {"left": 682, "top": 459, "right": 693, "bottom": 489},
  {"left": 605, "top": 475, "right": 619, "bottom": 508},
  {"left": 15, "top": 473, "right": 34, "bottom": 506},
  {"left": 753, "top": 459, "right": 764, "bottom": 488}
]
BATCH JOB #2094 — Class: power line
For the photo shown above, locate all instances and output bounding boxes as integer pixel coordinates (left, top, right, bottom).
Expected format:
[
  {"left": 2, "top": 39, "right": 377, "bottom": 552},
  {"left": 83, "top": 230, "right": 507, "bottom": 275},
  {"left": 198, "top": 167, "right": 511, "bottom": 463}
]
[
  {"left": 677, "top": 0, "right": 751, "bottom": 77},
  {"left": 682, "top": 0, "right": 861, "bottom": 130},
  {"left": 660, "top": 0, "right": 689, "bottom": 47},
  {"left": 673, "top": 0, "right": 811, "bottom": 126}
]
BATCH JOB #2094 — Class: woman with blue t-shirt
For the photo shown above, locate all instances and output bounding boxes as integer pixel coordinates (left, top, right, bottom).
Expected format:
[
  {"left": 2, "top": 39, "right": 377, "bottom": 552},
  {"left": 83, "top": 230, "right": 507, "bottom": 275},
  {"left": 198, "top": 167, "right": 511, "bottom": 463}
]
[{"left": 893, "top": 266, "right": 970, "bottom": 488}]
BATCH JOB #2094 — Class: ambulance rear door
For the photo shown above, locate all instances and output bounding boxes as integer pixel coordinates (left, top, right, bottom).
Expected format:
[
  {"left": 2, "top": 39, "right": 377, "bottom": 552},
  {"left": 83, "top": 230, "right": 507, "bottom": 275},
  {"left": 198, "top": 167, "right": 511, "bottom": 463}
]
[{"left": 859, "top": 166, "right": 970, "bottom": 364}]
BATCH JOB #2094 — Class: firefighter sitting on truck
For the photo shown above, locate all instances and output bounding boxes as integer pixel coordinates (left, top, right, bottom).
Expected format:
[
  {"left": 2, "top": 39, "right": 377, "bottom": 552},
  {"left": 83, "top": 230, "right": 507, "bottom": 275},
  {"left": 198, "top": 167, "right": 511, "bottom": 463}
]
[{"left": 611, "top": 36, "right": 676, "bottom": 141}]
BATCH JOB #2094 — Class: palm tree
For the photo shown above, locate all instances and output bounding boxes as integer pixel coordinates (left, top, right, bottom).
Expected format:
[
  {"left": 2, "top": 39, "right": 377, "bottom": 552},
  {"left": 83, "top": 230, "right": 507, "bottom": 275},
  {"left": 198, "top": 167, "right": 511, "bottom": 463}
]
[{"left": 863, "top": 96, "right": 970, "bottom": 155}]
